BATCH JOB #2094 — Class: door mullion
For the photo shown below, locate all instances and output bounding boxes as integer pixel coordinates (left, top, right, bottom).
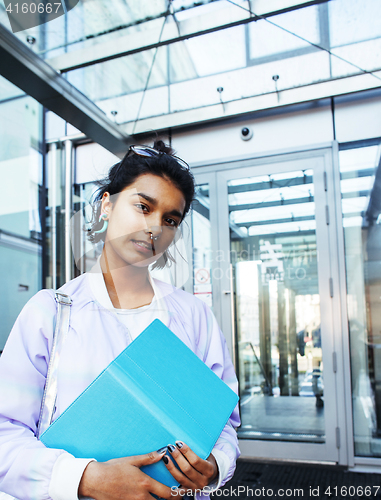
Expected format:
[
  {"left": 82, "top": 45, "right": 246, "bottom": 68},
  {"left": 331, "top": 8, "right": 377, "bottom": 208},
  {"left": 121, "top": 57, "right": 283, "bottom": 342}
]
[
  {"left": 313, "top": 156, "right": 340, "bottom": 462},
  {"left": 324, "top": 145, "right": 353, "bottom": 466}
]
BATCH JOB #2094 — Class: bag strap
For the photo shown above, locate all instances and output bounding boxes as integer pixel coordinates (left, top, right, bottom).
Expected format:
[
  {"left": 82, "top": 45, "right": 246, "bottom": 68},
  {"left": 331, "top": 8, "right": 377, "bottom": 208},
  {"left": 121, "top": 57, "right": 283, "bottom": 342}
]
[{"left": 36, "top": 292, "right": 72, "bottom": 439}]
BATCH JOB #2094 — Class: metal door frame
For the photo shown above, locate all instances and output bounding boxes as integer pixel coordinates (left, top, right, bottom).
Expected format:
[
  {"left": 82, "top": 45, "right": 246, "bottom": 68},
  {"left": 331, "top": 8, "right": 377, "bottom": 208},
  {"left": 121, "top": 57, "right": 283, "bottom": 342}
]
[
  {"left": 191, "top": 144, "right": 352, "bottom": 466},
  {"left": 183, "top": 172, "right": 225, "bottom": 330}
]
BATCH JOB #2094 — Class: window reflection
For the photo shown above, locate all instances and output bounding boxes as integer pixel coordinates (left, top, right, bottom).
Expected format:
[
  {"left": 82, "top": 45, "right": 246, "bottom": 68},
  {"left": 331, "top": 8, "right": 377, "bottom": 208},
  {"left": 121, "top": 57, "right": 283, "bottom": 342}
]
[
  {"left": 191, "top": 184, "right": 213, "bottom": 311},
  {"left": 0, "top": 80, "right": 43, "bottom": 350},
  {"left": 339, "top": 144, "right": 381, "bottom": 457}
]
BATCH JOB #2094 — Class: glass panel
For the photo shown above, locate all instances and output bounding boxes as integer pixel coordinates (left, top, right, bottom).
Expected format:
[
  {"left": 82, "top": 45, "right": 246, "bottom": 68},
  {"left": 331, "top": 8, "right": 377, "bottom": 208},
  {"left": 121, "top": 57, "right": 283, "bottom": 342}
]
[
  {"left": 329, "top": 0, "right": 381, "bottom": 48},
  {"left": 231, "top": 170, "right": 325, "bottom": 443},
  {"left": 331, "top": 38, "right": 381, "bottom": 78},
  {"left": 67, "top": 47, "right": 168, "bottom": 102},
  {"left": 191, "top": 184, "right": 213, "bottom": 313},
  {"left": 63, "top": 0, "right": 167, "bottom": 46},
  {"left": 339, "top": 144, "right": 381, "bottom": 457},
  {"left": 23, "top": 1, "right": 168, "bottom": 56},
  {"left": 96, "top": 88, "right": 169, "bottom": 126},
  {"left": 169, "top": 42, "right": 198, "bottom": 84},
  {"left": 179, "top": 25, "right": 246, "bottom": 78},
  {"left": 248, "top": 5, "right": 320, "bottom": 60},
  {"left": 0, "top": 78, "right": 43, "bottom": 350}
]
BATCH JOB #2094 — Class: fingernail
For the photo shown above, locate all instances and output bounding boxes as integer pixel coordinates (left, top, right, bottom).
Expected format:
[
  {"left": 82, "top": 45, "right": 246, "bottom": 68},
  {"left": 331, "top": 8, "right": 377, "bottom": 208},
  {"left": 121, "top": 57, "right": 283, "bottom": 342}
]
[
  {"left": 175, "top": 441, "right": 184, "bottom": 449},
  {"left": 163, "top": 455, "right": 169, "bottom": 464},
  {"left": 167, "top": 444, "right": 176, "bottom": 453},
  {"left": 157, "top": 446, "right": 167, "bottom": 454}
]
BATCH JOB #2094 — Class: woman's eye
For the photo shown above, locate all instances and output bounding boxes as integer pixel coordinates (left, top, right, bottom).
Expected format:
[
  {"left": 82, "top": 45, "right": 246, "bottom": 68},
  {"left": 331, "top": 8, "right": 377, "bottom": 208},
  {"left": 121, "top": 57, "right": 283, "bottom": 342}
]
[
  {"left": 166, "top": 218, "right": 179, "bottom": 227},
  {"left": 135, "top": 204, "right": 148, "bottom": 212}
]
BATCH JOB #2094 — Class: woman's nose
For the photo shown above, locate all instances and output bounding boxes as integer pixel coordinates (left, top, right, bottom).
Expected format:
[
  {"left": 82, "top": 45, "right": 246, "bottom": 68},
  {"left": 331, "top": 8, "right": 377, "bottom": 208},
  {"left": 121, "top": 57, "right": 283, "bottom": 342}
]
[{"left": 145, "top": 224, "right": 162, "bottom": 239}]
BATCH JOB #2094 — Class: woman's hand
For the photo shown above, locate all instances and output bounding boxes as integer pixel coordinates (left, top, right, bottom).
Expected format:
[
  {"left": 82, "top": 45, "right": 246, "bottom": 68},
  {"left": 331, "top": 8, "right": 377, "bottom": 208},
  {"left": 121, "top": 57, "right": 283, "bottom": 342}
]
[
  {"left": 78, "top": 450, "right": 182, "bottom": 500},
  {"left": 163, "top": 441, "right": 218, "bottom": 494}
]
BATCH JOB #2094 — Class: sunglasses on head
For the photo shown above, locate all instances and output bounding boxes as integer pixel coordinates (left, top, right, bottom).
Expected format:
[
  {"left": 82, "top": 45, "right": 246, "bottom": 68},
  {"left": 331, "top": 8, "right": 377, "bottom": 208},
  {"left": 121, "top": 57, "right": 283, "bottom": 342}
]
[{"left": 127, "top": 145, "right": 189, "bottom": 170}]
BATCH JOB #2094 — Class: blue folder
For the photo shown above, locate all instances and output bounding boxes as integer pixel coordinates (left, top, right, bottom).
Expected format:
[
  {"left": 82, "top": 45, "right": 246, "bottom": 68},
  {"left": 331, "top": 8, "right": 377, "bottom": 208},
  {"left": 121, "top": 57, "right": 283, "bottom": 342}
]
[{"left": 40, "top": 319, "right": 238, "bottom": 488}]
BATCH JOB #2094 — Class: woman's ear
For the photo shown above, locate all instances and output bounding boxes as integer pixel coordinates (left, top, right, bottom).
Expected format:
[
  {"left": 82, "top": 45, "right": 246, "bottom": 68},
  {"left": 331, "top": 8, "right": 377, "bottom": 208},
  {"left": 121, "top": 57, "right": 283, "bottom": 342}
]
[{"left": 100, "top": 192, "right": 113, "bottom": 218}]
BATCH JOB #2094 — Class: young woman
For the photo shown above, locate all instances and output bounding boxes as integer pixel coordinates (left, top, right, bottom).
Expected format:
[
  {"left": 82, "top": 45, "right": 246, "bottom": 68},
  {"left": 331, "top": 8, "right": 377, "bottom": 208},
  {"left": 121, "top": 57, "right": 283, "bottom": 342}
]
[{"left": 0, "top": 141, "right": 240, "bottom": 500}]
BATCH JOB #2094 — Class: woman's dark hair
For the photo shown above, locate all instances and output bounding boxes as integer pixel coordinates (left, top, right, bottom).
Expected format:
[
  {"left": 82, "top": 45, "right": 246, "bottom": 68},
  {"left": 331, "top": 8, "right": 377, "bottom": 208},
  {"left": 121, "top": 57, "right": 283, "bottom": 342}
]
[{"left": 87, "top": 140, "right": 195, "bottom": 269}]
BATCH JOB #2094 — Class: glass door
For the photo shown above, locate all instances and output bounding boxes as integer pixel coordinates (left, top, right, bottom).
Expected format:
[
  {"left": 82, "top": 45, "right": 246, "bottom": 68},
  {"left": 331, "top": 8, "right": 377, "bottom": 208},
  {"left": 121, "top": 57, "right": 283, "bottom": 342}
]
[
  {"left": 185, "top": 172, "right": 223, "bottom": 322},
  {"left": 214, "top": 150, "right": 341, "bottom": 462}
]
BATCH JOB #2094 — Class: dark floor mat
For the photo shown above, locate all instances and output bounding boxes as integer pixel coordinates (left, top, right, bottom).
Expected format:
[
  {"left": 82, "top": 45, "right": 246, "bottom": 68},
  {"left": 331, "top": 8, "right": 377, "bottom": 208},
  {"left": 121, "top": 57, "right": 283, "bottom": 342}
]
[{"left": 208, "top": 460, "right": 381, "bottom": 499}]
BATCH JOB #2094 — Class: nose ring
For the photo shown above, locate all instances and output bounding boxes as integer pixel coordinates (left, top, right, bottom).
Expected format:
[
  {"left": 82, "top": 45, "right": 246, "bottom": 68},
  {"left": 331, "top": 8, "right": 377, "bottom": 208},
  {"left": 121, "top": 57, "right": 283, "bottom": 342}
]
[
  {"left": 149, "top": 233, "right": 160, "bottom": 241},
  {"left": 146, "top": 227, "right": 160, "bottom": 241}
]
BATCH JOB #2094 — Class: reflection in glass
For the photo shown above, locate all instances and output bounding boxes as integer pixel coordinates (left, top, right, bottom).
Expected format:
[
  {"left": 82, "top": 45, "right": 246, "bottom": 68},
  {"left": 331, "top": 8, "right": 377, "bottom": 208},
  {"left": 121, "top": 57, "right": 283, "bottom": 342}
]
[
  {"left": 74, "top": 183, "right": 103, "bottom": 274},
  {"left": 339, "top": 144, "right": 381, "bottom": 457},
  {"left": 191, "top": 184, "right": 213, "bottom": 312},
  {"left": 230, "top": 171, "right": 324, "bottom": 443},
  {"left": 0, "top": 80, "right": 43, "bottom": 350}
]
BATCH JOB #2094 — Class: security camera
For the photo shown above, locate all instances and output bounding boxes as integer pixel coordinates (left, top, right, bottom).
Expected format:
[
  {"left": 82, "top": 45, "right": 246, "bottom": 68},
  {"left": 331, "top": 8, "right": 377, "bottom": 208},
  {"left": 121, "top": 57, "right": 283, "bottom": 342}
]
[{"left": 240, "top": 127, "right": 253, "bottom": 141}]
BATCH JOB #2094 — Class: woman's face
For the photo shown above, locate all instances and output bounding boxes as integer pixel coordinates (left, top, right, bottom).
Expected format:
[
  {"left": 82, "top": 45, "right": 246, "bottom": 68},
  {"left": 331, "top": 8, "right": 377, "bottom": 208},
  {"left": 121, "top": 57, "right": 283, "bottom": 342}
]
[{"left": 101, "top": 173, "right": 186, "bottom": 268}]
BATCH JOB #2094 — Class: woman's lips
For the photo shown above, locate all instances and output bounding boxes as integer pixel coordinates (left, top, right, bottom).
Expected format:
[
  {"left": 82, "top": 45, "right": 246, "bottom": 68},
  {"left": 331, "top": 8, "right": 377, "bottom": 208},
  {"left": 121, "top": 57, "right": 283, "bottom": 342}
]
[{"left": 132, "top": 239, "right": 153, "bottom": 254}]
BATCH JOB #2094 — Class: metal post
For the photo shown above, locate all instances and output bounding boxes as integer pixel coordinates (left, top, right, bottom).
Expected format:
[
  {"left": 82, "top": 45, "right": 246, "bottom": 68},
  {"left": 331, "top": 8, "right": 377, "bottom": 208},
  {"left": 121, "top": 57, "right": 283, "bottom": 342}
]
[
  {"left": 288, "top": 288, "right": 299, "bottom": 396},
  {"left": 79, "top": 184, "right": 85, "bottom": 276},
  {"left": 50, "top": 142, "right": 57, "bottom": 289},
  {"left": 228, "top": 263, "right": 237, "bottom": 371},
  {"left": 277, "top": 281, "right": 289, "bottom": 396},
  {"left": 258, "top": 277, "right": 272, "bottom": 391},
  {"left": 64, "top": 139, "right": 73, "bottom": 284}
]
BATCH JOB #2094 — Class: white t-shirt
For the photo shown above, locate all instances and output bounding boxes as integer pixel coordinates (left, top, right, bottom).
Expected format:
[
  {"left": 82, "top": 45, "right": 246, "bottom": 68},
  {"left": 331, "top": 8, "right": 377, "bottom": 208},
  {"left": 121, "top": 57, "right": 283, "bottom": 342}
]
[
  {"left": 88, "top": 268, "right": 163, "bottom": 341},
  {"left": 50, "top": 263, "right": 229, "bottom": 499}
]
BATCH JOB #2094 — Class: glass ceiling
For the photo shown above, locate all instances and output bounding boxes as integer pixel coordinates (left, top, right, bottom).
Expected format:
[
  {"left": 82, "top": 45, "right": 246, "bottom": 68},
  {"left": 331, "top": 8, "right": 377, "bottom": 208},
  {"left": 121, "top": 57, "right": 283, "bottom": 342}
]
[{"left": 1, "top": 0, "right": 381, "bottom": 133}]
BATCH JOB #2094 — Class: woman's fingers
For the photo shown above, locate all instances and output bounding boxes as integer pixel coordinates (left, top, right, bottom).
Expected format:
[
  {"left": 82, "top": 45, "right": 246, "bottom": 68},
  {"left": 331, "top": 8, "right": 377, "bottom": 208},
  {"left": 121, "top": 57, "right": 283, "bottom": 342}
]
[
  {"left": 125, "top": 451, "right": 183, "bottom": 499},
  {"left": 163, "top": 442, "right": 216, "bottom": 490},
  {"left": 174, "top": 442, "right": 215, "bottom": 478},
  {"left": 144, "top": 475, "right": 182, "bottom": 500},
  {"left": 163, "top": 453, "right": 197, "bottom": 490},
  {"left": 80, "top": 455, "right": 178, "bottom": 500},
  {"left": 128, "top": 449, "right": 167, "bottom": 468}
]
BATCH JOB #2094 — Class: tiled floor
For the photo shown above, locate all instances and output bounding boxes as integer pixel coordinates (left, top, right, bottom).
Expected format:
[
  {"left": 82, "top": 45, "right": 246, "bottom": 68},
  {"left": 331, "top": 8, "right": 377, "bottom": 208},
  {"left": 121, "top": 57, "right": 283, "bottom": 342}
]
[{"left": 239, "top": 395, "right": 324, "bottom": 441}]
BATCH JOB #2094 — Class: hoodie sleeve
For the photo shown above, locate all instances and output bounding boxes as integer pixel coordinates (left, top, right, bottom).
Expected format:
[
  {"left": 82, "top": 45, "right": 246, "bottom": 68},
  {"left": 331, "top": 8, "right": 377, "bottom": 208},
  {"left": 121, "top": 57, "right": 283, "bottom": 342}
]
[
  {"left": 0, "top": 290, "right": 69, "bottom": 500},
  {"left": 193, "top": 299, "right": 241, "bottom": 499}
]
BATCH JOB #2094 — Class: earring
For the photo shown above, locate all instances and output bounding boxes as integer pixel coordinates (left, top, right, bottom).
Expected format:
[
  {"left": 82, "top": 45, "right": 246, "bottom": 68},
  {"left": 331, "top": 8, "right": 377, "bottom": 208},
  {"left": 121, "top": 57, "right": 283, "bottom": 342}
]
[{"left": 94, "top": 213, "right": 108, "bottom": 234}]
